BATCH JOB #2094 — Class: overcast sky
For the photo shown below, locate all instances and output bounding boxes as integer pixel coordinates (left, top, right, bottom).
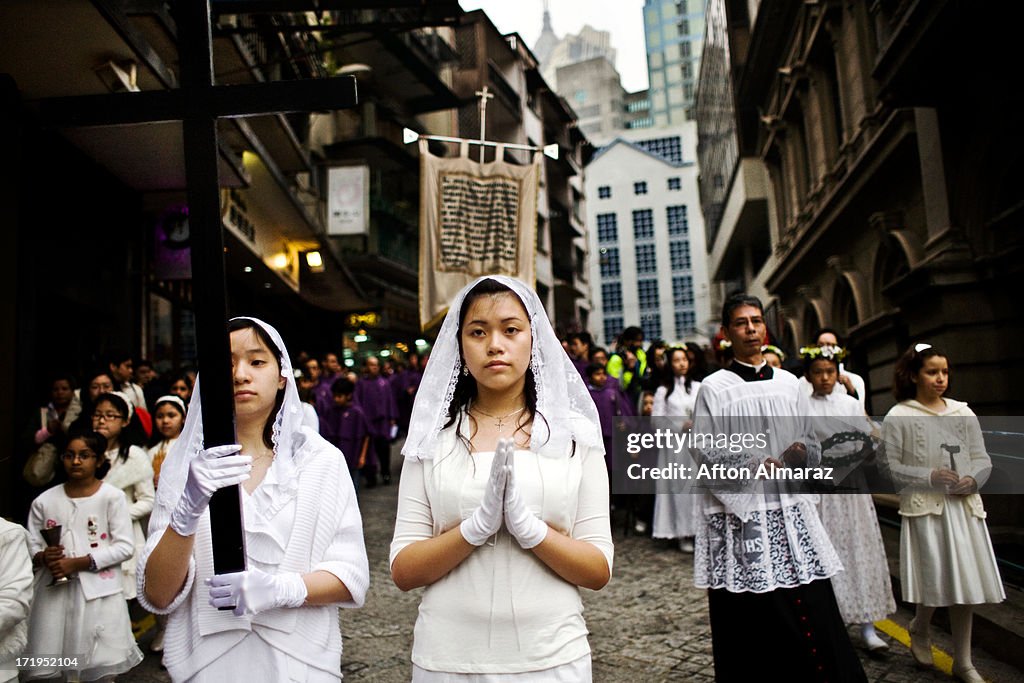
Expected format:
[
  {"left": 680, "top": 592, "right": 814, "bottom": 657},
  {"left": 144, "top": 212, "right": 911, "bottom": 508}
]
[{"left": 458, "top": 0, "right": 650, "bottom": 92}]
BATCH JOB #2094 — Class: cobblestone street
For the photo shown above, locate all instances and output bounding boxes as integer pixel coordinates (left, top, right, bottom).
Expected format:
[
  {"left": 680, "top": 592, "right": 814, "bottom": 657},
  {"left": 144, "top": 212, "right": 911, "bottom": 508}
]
[{"left": 127, "top": 456, "right": 1020, "bottom": 682}]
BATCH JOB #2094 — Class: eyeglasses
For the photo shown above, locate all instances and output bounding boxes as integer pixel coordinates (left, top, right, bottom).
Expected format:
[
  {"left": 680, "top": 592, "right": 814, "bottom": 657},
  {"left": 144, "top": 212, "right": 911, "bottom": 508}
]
[
  {"left": 92, "top": 412, "right": 124, "bottom": 422},
  {"left": 62, "top": 451, "right": 97, "bottom": 461}
]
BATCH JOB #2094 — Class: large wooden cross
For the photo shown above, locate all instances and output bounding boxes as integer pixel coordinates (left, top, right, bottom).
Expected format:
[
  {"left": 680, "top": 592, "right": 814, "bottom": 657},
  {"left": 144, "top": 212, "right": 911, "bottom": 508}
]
[{"left": 35, "top": 1, "right": 359, "bottom": 579}]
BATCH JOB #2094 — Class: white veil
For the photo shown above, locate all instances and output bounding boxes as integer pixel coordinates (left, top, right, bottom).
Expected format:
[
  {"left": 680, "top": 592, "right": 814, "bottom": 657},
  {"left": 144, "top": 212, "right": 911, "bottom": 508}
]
[
  {"left": 402, "top": 275, "right": 603, "bottom": 461},
  {"left": 154, "top": 317, "right": 305, "bottom": 513}
]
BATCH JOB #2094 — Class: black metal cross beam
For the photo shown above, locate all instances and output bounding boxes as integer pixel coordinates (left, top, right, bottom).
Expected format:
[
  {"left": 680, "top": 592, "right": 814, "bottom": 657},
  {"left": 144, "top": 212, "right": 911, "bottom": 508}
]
[{"left": 35, "top": 0, "right": 358, "bottom": 578}]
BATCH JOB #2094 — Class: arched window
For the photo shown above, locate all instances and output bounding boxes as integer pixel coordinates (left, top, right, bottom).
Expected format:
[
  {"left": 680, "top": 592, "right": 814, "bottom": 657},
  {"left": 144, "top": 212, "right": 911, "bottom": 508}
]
[{"left": 833, "top": 276, "right": 859, "bottom": 331}]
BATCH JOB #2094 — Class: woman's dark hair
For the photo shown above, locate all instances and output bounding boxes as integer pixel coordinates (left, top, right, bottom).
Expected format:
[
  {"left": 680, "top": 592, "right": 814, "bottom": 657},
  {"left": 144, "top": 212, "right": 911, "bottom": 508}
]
[
  {"left": 148, "top": 397, "right": 186, "bottom": 447},
  {"left": 893, "top": 344, "right": 950, "bottom": 401},
  {"left": 813, "top": 327, "right": 844, "bottom": 347},
  {"left": 66, "top": 430, "right": 111, "bottom": 479},
  {"left": 94, "top": 392, "right": 145, "bottom": 462},
  {"left": 228, "top": 318, "right": 286, "bottom": 451},
  {"left": 662, "top": 347, "right": 694, "bottom": 398},
  {"left": 442, "top": 278, "right": 549, "bottom": 452},
  {"left": 684, "top": 342, "right": 710, "bottom": 382}
]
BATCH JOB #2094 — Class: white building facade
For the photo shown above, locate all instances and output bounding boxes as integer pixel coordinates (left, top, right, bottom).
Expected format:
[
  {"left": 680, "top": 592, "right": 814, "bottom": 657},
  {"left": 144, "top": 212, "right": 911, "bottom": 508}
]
[{"left": 585, "top": 123, "right": 712, "bottom": 348}]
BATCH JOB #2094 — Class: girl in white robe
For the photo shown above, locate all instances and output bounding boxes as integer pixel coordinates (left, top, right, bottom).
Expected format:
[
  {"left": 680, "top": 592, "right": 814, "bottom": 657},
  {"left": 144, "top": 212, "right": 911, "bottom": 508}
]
[
  {"left": 803, "top": 348, "right": 896, "bottom": 655},
  {"left": 391, "top": 276, "right": 613, "bottom": 681},
  {"left": 880, "top": 344, "right": 1003, "bottom": 683},
  {"left": 24, "top": 431, "right": 142, "bottom": 681},
  {"left": 651, "top": 347, "right": 701, "bottom": 550},
  {"left": 137, "top": 317, "right": 369, "bottom": 682}
]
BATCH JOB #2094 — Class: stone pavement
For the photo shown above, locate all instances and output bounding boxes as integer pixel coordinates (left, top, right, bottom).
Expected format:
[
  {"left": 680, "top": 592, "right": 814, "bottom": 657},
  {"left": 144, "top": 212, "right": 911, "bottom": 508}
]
[{"left": 126, "top": 457, "right": 1019, "bottom": 681}]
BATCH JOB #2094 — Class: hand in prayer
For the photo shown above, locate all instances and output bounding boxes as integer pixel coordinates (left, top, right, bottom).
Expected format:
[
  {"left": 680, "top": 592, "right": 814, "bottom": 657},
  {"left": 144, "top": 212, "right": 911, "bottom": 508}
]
[
  {"left": 503, "top": 439, "right": 548, "bottom": 549},
  {"left": 460, "top": 438, "right": 509, "bottom": 546}
]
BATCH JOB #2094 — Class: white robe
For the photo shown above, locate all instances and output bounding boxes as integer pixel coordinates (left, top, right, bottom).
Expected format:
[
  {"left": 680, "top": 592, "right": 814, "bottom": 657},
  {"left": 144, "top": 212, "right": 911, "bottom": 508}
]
[
  {"left": 691, "top": 365, "right": 843, "bottom": 593},
  {"left": 651, "top": 378, "right": 701, "bottom": 539},
  {"left": 807, "top": 391, "right": 896, "bottom": 623}
]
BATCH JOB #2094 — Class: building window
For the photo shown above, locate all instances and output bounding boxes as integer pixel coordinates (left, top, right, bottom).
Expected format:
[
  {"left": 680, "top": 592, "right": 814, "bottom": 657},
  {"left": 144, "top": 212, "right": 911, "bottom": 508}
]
[
  {"left": 634, "top": 181, "right": 648, "bottom": 195},
  {"left": 666, "top": 205, "right": 689, "bottom": 235},
  {"left": 670, "top": 240, "right": 691, "bottom": 270},
  {"left": 627, "top": 98, "right": 651, "bottom": 113},
  {"left": 680, "top": 41, "right": 691, "bottom": 58},
  {"left": 638, "top": 279, "right": 660, "bottom": 310},
  {"left": 635, "top": 243, "right": 658, "bottom": 274},
  {"left": 599, "top": 247, "right": 620, "bottom": 277},
  {"left": 596, "top": 213, "right": 618, "bottom": 243},
  {"left": 678, "top": 19, "right": 690, "bottom": 36},
  {"left": 641, "top": 312, "right": 662, "bottom": 340},
  {"left": 603, "top": 316, "right": 624, "bottom": 347},
  {"left": 632, "top": 209, "right": 654, "bottom": 240},
  {"left": 626, "top": 117, "right": 654, "bottom": 129},
  {"left": 601, "top": 282, "right": 623, "bottom": 313},
  {"left": 667, "top": 177, "right": 681, "bottom": 190},
  {"left": 598, "top": 185, "right": 611, "bottom": 199},
  {"left": 675, "top": 310, "right": 696, "bottom": 339},
  {"left": 636, "top": 136, "right": 683, "bottom": 164},
  {"left": 672, "top": 275, "right": 694, "bottom": 305},
  {"left": 681, "top": 61, "right": 693, "bottom": 80}
]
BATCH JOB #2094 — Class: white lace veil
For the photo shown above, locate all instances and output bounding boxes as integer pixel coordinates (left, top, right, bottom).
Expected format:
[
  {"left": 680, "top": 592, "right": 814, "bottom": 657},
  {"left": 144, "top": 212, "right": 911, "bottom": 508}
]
[
  {"left": 154, "top": 317, "right": 305, "bottom": 512},
  {"left": 402, "top": 275, "right": 603, "bottom": 460}
]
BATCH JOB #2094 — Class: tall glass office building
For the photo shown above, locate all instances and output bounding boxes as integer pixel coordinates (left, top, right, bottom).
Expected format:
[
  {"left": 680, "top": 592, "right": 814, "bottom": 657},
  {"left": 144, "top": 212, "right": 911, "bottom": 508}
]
[{"left": 644, "top": 0, "right": 705, "bottom": 124}]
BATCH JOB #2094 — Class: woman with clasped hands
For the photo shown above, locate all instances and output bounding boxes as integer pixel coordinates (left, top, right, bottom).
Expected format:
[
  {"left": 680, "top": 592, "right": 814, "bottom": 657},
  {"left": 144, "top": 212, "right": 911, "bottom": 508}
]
[
  {"left": 391, "top": 276, "right": 613, "bottom": 681},
  {"left": 137, "top": 318, "right": 369, "bottom": 682}
]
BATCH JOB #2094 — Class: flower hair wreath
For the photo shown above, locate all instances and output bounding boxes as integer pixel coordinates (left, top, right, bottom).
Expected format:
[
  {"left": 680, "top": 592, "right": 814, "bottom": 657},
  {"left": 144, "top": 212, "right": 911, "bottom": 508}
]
[
  {"left": 760, "top": 344, "right": 786, "bottom": 361},
  {"left": 799, "top": 344, "right": 847, "bottom": 362}
]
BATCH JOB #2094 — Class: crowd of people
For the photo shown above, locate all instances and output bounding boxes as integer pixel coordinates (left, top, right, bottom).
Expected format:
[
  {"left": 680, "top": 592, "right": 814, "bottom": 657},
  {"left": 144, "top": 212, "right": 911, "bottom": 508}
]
[{"left": 0, "top": 281, "right": 1005, "bottom": 683}]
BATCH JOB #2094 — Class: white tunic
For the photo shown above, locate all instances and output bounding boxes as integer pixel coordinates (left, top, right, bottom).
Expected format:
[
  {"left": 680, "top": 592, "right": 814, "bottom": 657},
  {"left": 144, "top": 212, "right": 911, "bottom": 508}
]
[
  {"left": 138, "top": 427, "right": 370, "bottom": 682},
  {"left": 0, "top": 520, "right": 33, "bottom": 683},
  {"left": 799, "top": 364, "right": 866, "bottom": 411},
  {"left": 390, "top": 421, "right": 613, "bottom": 675},
  {"left": 651, "top": 379, "right": 701, "bottom": 539},
  {"left": 24, "top": 484, "right": 143, "bottom": 681},
  {"left": 104, "top": 445, "right": 154, "bottom": 599},
  {"left": 807, "top": 391, "right": 896, "bottom": 624},
  {"left": 691, "top": 365, "right": 843, "bottom": 593},
  {"left": 881, "top": 399, "right": 1004, "bottom": 606}
]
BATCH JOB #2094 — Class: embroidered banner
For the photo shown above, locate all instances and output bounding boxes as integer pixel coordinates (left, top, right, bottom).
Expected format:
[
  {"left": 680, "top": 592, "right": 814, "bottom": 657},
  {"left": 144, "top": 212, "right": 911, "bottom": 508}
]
[{"left": 418, "top": 139, "right": 539, "bottom": 329}]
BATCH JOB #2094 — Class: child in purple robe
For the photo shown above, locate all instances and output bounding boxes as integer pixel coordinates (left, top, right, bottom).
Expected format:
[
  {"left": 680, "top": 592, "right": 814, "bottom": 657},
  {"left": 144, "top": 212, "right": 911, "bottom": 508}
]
[
  {"left": 586, "top": 364, "right": 633, "bottom": 472},
  {"left": 354, "top": 356, "right": 398, "bottom": 486},
  {"left": 320, "top": 378, "right": 370, "bottom": 493}
]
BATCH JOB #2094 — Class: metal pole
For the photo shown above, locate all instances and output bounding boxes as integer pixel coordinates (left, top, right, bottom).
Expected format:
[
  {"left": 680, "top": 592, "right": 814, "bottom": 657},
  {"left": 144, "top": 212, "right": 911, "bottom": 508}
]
[{"left": 476, "top": 85, "right": 493, "bottom": 164}]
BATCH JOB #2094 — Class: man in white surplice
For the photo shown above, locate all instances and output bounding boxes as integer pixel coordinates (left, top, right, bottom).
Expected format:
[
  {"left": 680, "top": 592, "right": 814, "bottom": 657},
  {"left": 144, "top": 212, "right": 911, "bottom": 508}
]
[{"left": 691, "top": 294, "right": 866, "bottom": 682}]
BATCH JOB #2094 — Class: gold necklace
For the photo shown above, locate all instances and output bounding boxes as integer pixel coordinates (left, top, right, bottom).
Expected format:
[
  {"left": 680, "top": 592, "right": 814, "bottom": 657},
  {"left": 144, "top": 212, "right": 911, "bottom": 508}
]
[{"left": 471, "top": 405, "right": 526, "bottom": 433}]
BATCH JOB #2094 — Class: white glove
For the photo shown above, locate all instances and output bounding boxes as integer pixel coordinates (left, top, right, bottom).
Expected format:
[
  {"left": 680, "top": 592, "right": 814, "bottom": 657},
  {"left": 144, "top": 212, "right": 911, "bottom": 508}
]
[
  {"left": 460, "top": 439, "right": 510, "bottom": 546},
  {"left": 169, "top": 444, "right": 251, "bottom": 537},
  {"left": 207, "top": 568, "right": 307, "bottom": 616},
  {"left": 504, "top": 448, "right": 548, "bottom": 549}
]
